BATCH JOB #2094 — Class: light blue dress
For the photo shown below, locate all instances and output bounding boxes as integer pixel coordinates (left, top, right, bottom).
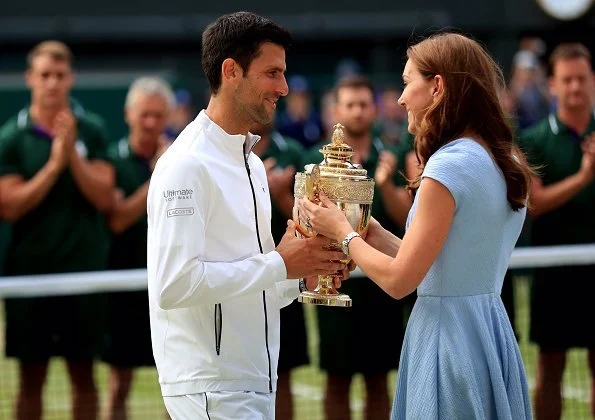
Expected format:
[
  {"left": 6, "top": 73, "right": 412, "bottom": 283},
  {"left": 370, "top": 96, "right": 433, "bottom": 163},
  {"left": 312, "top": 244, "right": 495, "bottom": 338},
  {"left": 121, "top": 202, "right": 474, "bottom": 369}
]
[{"left": 392, "top": 138, "right": 532, "bottom": 419}]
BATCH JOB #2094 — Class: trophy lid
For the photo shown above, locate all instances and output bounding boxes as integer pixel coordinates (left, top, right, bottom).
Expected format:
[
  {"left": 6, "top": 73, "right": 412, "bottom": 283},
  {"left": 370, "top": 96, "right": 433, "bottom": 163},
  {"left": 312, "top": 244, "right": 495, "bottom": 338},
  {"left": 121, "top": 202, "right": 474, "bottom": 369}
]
[{"left": 315, "top": 123, "right": 368, "bottom": 179}]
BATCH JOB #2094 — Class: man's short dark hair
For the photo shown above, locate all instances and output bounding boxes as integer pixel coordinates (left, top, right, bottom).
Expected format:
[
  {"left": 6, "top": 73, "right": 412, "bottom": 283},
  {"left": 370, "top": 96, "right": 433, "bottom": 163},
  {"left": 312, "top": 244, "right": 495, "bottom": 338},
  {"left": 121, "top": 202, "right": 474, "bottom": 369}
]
[
  {"left": 201, "top": 11, "right": 292, "bottom": 94},
  {"left": 333, "top": 75, "right": 375, "bottom": 102},
  {"left": 549, "top": 42, "right": 592, "bottom": 73},
  {"left": 27, "top": 40, "right": 73, "bottom": 68}
]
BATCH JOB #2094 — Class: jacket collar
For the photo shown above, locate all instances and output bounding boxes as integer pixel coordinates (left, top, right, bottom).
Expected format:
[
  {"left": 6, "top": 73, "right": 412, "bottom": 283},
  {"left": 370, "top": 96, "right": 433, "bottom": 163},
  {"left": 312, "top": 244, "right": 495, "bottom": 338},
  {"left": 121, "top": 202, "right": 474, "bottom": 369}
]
[{"left": 196, "top": 110, "right": 261, "bottom": 158}]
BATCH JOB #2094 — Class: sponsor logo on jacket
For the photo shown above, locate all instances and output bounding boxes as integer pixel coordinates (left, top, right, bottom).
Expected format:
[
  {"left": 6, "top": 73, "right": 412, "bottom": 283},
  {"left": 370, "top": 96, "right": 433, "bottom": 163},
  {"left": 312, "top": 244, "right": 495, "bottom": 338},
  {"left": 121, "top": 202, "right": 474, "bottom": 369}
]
[
  {"left": 167, "top": 207, "right": 195, "bottom": 217},
  {"left": 163, "top": 189, "right": 193, "bottom": 201}
]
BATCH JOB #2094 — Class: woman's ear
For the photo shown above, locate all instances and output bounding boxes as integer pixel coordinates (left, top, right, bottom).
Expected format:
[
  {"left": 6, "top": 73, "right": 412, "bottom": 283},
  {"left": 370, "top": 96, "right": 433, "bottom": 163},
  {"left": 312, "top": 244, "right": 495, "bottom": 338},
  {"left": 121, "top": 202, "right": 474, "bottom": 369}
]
[{"left": 433, "top": 75, "right": 444, "bottom": 97}]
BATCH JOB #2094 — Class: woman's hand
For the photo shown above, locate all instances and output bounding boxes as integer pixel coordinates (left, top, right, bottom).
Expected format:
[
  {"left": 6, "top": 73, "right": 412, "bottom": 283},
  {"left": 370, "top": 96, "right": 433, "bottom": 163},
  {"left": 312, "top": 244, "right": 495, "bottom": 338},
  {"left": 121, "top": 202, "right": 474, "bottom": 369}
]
[{"left": 298, "top": 193, "right": 354, "bottom": 242}]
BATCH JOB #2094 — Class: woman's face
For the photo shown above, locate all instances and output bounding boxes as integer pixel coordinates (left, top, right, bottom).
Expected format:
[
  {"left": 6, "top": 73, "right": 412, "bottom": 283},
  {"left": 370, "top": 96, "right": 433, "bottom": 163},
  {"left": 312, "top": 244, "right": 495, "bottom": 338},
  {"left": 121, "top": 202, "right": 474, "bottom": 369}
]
[{"left": 398, "top": 59, "right": 436, "bottom": 134}]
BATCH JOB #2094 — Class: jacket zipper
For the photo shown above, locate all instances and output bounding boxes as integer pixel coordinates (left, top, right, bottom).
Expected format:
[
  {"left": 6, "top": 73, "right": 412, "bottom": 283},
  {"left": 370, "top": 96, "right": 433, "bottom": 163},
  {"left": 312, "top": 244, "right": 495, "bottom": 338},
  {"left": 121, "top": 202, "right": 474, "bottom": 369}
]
[
  {"left": 214, "top": 303, "right": 222, "bottom": 355},
  {"left": 243, "top": 143, "right": 273, "bottom": 393}
]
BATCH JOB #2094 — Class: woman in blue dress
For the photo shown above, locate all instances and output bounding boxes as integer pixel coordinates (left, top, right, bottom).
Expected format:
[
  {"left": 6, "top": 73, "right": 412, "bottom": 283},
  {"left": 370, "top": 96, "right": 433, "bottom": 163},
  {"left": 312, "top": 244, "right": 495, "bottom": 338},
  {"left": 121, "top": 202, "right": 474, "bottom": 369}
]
[{"left": 299, "top": 33, "right": 534, "bottom": 419}]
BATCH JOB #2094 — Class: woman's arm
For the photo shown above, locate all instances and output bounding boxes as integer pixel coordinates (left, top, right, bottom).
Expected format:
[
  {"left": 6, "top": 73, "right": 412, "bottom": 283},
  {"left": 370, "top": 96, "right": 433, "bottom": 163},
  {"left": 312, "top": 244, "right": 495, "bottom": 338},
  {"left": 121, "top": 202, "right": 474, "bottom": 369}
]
[
  {"left": 364, "top": 217, "right": 402, "bottom": 257},
  {"left": 300, "top": 177, "right": 454, "bottom": 299}
]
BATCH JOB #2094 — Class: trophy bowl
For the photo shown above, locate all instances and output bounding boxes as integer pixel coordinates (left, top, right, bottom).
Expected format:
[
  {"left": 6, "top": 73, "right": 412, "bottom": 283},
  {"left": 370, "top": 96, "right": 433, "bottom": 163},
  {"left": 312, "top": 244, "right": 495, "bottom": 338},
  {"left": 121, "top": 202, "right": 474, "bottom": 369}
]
[{"left": 293, "top": 123, "right": 374, "bottom": 307}]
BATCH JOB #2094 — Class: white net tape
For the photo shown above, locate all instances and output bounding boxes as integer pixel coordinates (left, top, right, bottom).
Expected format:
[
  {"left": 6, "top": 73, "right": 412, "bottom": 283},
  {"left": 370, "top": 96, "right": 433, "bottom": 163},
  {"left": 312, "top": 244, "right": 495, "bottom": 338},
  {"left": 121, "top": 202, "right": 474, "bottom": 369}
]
[{"left": 1, "top": 244, "right": 595, "bottom": 298}]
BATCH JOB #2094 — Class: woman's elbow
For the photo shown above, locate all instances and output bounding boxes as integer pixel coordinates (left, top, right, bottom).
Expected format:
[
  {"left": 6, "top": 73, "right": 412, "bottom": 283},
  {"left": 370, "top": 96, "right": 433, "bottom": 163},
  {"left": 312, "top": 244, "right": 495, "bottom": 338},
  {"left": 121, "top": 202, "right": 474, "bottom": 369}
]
[
  {"left": 384, "top": 275, "right": 417, "bottom": 300},
  {"left": 386, "top": 286, "right": 407, "bottom": 300}
]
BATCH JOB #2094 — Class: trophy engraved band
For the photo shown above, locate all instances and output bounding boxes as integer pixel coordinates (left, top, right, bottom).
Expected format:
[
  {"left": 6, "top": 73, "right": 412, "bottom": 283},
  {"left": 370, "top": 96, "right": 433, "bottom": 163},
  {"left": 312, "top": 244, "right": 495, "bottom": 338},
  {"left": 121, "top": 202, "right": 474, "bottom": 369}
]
[{"left": 293, "top": 123, "right": 375, "bottom": 307}]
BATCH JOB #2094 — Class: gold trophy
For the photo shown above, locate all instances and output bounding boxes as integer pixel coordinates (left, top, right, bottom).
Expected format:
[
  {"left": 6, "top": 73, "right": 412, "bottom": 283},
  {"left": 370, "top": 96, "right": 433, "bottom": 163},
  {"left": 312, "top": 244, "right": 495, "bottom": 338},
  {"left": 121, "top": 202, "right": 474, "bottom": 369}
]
[{"left": 293, "top": 123, "right": 374, "bottom": 307}]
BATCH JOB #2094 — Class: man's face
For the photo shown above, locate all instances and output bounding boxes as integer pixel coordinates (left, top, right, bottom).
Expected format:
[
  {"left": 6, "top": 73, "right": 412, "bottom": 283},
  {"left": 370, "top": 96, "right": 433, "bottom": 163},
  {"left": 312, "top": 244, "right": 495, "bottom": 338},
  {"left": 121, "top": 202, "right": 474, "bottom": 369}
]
[
  {"left": 334, "top": 86, "right": 376, "bottom": 137},
  {"left": 234, "top": 42, "right": 288, "bottom": 125},
  {"left": 550, "top": 58, "right": 594, "bottom": 112},
  {"left": 26, "top": 55, "right": 73, "bottom": 109},
  {"left": 380, "top": 89, "right": 406, "bottom": 121},
  {"left": 126, "top": 93, "right": 170, "bottom": 149}
]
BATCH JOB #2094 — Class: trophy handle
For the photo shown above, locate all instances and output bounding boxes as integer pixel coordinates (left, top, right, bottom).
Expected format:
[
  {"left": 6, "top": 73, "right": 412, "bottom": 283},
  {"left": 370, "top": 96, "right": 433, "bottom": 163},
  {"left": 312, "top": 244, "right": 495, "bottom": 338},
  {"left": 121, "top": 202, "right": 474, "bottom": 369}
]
[{"left": 305, "top": 164, "right": 321, "bottom": 203}]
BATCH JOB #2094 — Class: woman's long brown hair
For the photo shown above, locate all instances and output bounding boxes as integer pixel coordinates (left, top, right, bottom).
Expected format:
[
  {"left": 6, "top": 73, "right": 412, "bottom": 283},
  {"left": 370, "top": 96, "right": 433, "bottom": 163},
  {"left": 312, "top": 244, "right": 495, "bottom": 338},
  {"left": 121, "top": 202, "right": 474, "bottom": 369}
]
[{"left": 407, "top": 33, "right": 533, "bottom": 211}]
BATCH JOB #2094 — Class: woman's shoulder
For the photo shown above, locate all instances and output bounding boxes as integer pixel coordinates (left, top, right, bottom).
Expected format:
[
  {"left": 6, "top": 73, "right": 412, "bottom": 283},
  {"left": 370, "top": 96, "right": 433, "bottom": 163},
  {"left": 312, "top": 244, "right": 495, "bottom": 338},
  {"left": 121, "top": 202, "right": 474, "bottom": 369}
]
[{"left": 427, "top": 138, "right": 489, "bottom": 170}]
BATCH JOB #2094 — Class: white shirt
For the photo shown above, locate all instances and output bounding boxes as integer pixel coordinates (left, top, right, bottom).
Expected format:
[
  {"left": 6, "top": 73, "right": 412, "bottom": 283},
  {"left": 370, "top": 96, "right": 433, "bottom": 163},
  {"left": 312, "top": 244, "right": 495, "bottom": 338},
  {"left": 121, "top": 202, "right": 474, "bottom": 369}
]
[{"left": 147, "top": 110, "right": 299, "bottom": 397}]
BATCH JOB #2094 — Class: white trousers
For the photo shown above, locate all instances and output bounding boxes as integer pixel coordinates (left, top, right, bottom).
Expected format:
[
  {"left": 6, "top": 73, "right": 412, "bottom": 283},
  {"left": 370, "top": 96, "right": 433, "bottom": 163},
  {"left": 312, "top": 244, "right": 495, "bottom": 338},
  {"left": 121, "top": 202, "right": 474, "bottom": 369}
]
[{"left": 164, "top": 391, "right": 276, "bottom": 420}]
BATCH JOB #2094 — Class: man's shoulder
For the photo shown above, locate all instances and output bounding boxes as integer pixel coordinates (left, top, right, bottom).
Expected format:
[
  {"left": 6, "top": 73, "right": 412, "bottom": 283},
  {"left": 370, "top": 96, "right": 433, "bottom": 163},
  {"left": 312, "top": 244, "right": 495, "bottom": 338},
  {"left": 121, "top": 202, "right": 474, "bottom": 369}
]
[
  {"left": 0, "top": 115, "right": 24, "bottom": 145},
  {"left": 519, "top": 117, "right": 551, "bottom": 143},
  {"left": 106, "top": 140, "right": 126, "bottom": 162},
  {"left": 277, "top": 134, "right": 304, "bottom": 151},
  {"left": 304, "top": 142, "right": 325, "bottom": 163},
  {"left": 158, "top": 141, "right": 207, "bottom": 174},
  {"left": 77, "top": 111, "right": 107, "bottom": 134}
]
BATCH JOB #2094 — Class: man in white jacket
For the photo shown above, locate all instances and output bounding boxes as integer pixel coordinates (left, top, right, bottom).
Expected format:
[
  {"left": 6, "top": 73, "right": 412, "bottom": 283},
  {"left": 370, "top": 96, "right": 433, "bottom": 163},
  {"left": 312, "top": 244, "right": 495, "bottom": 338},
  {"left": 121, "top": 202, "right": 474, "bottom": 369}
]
[{"left": 147, "top": 11, "right": 347, "bottom": 419}]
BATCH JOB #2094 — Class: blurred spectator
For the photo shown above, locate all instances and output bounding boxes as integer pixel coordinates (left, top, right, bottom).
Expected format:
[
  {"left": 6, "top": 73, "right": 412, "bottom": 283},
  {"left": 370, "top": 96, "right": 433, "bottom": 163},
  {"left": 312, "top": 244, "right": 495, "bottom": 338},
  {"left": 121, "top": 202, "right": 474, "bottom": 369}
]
[
  {"left": 498, "top": 84, "right": 526, "bottom": 340},
  {"left": 510, "top": 49, "right": 550, "bottom": 129},
  {"left": 320, "top": 89, "right": 337, "bottom": 141},
  {"left": 375, "top": 85, "right": 407, "bottom": 145},
  {"left": 101, "top": 76, "right": 174, "bottom": 420},
  {"left": 165, "top": 88, "right": 195, "bottom": 140},
  {"left": 251, "top": 119, "right": 309, "bottom": 420},
  {"left": 519, "top": 36, "right": 547, "bottom": 59},
  {"left": 0, "top": 40, "right": 114, "bottom": 419},
  {"left": 498, "top": 85, "right": 518, "bottom": 121},
  {"left": 276, "top": 75, "right": 323, "bottom": 149},
  {"left": 335, "top": 57, "right": 362, "bottom": 79},
  {"left": 519, "top": 42, "right": 595, "bottom": 419},
  {"left": 305, "top": 75, "right": 412, "bottom": 420}
]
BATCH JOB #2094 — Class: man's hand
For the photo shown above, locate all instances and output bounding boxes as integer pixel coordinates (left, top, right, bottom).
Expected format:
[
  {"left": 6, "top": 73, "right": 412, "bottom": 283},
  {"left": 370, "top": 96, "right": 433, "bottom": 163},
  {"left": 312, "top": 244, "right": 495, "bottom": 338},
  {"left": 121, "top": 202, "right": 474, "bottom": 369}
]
[
  {"left": 305, "top": 275, "right": 343, "bottom": 290},
  {"left": 276, "top": 220, "right": 347, "bottom": 279},
  {"left": 579, "top": 133, "right": 595, "bottom": 184},
  {"left": 150, "top": 136, "right": 171, "bottom": 172},
  {"left": 54, "top": 110, "right": 77, "bottom": 150},
  {"left": 374, "top": 150, "right": 398, "bottom": 187},
  {"left": 264, "top": 157, "right": 295, "bottom": 201},
  {"left": 49, "top": 110, "right": 77, "bottom": 172}
]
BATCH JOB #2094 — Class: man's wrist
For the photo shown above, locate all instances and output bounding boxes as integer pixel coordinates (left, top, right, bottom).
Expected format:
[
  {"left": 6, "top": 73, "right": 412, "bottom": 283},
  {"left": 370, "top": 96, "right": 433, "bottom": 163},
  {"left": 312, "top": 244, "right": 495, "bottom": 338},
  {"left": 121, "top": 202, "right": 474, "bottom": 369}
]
[{"left": 577, "top": 169, "right": 594, "bottom": 186}]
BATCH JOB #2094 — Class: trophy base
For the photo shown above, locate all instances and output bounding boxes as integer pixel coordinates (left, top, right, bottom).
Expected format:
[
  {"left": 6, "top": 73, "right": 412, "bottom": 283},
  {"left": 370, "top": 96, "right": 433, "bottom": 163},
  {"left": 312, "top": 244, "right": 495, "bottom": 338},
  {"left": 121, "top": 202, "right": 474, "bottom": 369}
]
[{"left": 298, "top": 291, "right": 352, "bottom": 307}]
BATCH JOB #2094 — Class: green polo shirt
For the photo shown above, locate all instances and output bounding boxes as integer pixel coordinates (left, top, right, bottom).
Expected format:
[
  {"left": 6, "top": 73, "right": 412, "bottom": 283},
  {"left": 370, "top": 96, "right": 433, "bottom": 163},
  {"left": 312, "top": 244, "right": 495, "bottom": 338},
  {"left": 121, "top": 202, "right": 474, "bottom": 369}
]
[
  {"left": 519, "top": 113, "right": 595, "bottom": 246},
  {"left": 259, "top": 131, "right": 307, "bottom": 245},
  {"left": 0, "top": 107, "right": 111, "bottom": 275},
  {"left": 305, "top": 136, "right": 411, "bottom": 237},
  {"left": 107, "top": 138, "right": 152, "bottom": 269}
]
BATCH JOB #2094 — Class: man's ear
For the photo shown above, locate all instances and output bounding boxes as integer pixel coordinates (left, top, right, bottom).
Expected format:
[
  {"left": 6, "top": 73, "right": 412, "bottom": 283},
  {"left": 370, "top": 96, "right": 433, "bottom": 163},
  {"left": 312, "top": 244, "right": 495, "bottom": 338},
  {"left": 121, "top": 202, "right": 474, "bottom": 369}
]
[{"left": 222, "top": 58, "right": 241, "bottom": 86}]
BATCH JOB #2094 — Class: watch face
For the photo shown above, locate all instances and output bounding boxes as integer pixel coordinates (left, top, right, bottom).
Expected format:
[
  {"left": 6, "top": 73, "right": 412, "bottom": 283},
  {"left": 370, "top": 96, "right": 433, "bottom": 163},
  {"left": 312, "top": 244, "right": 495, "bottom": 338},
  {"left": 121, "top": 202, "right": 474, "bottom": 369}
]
[{"left": 536, "top": 0, "right": 594, "bottom": 20}]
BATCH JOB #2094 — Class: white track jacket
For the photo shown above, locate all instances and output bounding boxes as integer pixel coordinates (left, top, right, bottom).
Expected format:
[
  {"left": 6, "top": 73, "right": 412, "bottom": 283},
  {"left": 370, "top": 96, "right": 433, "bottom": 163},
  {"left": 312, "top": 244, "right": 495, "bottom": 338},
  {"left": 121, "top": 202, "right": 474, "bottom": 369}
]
[{"left": 147, "top": 110, "right": 300, "bottom": 397}]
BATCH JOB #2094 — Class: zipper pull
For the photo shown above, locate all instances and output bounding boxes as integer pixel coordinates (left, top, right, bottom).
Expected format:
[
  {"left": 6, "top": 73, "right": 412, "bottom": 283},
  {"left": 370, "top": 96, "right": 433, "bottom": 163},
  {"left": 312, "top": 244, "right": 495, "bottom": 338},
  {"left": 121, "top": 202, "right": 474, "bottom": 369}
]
[
  {"left": 244, "top": 155, "right": 251, "bottom": 176},
  {"left": 243, "top": 141, "right": 251, "bottom": 176}
]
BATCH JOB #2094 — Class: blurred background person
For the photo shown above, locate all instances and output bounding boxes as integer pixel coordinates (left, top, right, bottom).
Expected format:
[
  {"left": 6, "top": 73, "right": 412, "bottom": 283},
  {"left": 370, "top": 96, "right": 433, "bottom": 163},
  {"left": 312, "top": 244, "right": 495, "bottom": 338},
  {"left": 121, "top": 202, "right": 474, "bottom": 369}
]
[
  {"left": 164, "top": 88, "right": 195, "bottom": 141},
  {"left": 510, "top": 49, "right": 551, "bottom": 130},
  {"left": 0, "top": 40, "right": 114, "bottom": 420},
  {"left": 519, "top": 42, "right": 595, "bottom": 420},
  {"left": 101, "top": 76, "right": 174, "bottom": 420},
  {"left": 305, "top": 74, "right": 413, "bottom": 420},
  {"left": 375, "top": 85, "right": 408, "bottom": 146},
  {"left": 319, "top": 89, "right": 337, "bottom": 141},
  {"left": 251, "top": 117, "right": 309, "bottom": 420},
  {"left": 276, "top": 74, "right": 323, "bottom": 150}
]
